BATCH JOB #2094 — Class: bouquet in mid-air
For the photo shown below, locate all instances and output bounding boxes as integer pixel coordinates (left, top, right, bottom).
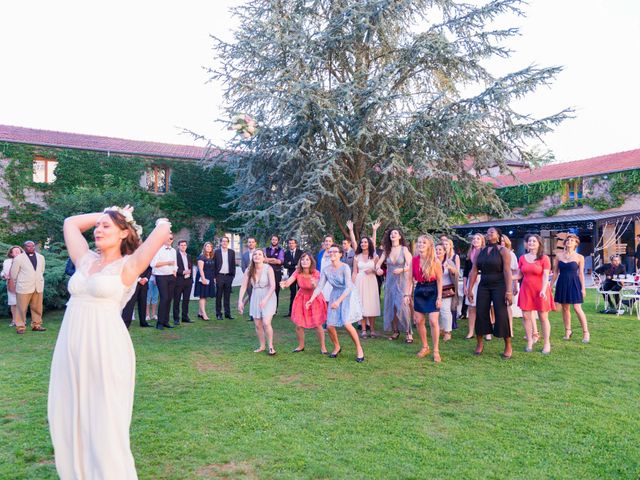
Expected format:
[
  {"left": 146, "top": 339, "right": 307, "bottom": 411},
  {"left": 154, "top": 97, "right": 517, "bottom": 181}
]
[{"left": 229, "top": 113, "right": 257, "bottom": 139}]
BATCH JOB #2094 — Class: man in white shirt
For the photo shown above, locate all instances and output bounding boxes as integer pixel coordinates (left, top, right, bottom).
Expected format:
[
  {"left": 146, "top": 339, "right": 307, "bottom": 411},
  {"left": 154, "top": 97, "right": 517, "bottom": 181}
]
[
  {"left": 214, "top": 236, "right": 236, "bottom": 320},
  {"left": 150, "top": 234, "right": 177, "bottom": 329}
]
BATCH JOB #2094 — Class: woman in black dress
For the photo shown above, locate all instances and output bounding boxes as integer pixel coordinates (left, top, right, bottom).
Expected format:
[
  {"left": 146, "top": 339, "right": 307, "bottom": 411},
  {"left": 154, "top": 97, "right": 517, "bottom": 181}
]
[
  {"left": 195, "top": 241, "right": 216, "bottom": 320},
  {"left": 466, "top": 227, "right": 513, "bottom": 358}
]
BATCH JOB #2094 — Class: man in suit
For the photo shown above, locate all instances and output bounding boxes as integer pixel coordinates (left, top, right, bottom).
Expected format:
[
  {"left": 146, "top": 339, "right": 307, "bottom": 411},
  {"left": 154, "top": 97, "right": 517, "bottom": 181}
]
[
  {"left": 122, "top": 266, "right": 152, "bottom": 328},
  {"left": 150, "top": 234, "right": 177, "bottom": 329},
  {"left": 10, "top": 240, "right": 46, "bottom": 334},
  {"left": 173, "top": 239, "right": 194, "bottom": 324},
  {"left": 264, "top": 235, "right": 285, "bottom": 310},
  {"left": 241, "top": 237, "right": 257, "bottom": 321},
  {"left": 595, "top": 254, "right": 627, "bottom": 313},
  {"left": 283, "top": 238, "right": 303, "bottom": 317},
  {"left": 341, "top": 238, "right": 355, "bottom": 271},
  {"left": 214, "top": 236, "right": 236, "bottom": 320}
]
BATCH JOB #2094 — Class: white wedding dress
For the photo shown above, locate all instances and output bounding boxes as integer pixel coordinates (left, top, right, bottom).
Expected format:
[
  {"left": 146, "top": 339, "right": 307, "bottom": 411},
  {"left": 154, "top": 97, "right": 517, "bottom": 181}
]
[{"left": 48, "top": 250, "right": 138, "bottom": 479}]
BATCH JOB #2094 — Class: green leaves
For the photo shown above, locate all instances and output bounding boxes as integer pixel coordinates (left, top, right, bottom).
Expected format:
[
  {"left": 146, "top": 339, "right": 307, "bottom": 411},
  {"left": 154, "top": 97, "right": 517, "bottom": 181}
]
[{"left": 207, "top": 0, "right": 569, "bottom": 241}]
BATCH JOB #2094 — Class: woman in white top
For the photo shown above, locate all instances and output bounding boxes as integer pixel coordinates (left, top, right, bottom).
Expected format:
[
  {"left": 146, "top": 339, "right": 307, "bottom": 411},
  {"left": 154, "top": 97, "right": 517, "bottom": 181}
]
[
  {"left": 463, "top": 233, "right": 485, "bottom": 339},
  {"left": 501, "top": 235, "right": 526, "bottom": 338},
  {"left": 2, "top": 246, "right": 23, "bottom": 326},
  {"left": 435, "top": 243, "right": 457, "bottom": 342},
  {"left": 238, "top": 250, "right": 278, "bottom": 355}
]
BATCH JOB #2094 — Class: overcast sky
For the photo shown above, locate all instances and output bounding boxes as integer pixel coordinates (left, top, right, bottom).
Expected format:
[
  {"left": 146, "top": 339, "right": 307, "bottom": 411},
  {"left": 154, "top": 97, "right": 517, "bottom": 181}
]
[{"left": 1, "top": 0, "right": 639, "bottom": 163}]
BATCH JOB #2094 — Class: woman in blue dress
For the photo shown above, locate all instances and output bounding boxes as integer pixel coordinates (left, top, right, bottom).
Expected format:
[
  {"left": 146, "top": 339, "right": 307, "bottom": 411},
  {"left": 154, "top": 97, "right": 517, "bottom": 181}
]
[
  {"left": 194, "top": 242, "right": 216, "bottom": 320},
  {"left": 307, "top": 244, "right": 365, "bottom": 362},
  {"left": 551, "top": 234, "right": 590, "bottom": 343}
]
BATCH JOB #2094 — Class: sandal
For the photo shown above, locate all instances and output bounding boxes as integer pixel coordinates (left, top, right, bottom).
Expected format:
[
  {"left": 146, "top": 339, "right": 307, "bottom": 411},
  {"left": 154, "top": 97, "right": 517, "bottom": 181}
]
[
  {"left": 405, "top": 333, "right": 414, "bottom": 344},
  {"left": 253, "top": 347, "right": 266, "bottom": 353},
  {"left": 433, "top": 351, "right": 441, "bottom": 363},
  {"left": 416, "top": 347, "right": 430, "bottom": 358},
  {"left": 268, "top": 347, "right": 277, "bottom": 356},
  {"left": 388, "top": 331, "right": 400, "bottom": 341},
  {"left": 361, "top": 331, "right": 368, "bottom": 339},
  {"left": 16, "top": 326, "right": 26, "bottom": 335},
  {"left": 533, "top": 332, "right": 540, "bottom": 343},
  {"left": 562, "top": 330, "right": 572, "bottom": 341},
  {"left": 369, "top": 331, "right": 378, "bottom": 338},
  {"left": 443, "top": 332, "right": 452, "bottom": 342},
  {"left": 32, "top": 325, "right": 47, "bottom": 332}
]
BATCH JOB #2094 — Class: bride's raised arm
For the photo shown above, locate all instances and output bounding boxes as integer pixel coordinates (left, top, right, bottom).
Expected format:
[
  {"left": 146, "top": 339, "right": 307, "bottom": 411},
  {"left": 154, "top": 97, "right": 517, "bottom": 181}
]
[{"left": 122, "top": 219, "right": 172, "bottom": 286}]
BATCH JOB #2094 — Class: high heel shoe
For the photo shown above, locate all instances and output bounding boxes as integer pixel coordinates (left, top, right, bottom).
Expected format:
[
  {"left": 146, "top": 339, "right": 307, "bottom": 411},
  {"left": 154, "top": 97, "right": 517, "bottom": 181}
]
[
  {"left": 582, "top": 332, "right": 590, "bottom": 344},
  {"left": 292, "top": 347, "right": 305, "bottom": 353},
  {"left": 197, "top": 314, "right": 203, "bottom": 319},
  {"left": 355, "top": 355, "right": 365, "bottom": 363},
  {"left": 328, "top": 348, "right": 342, "bottom": 358},
  {"left": 563, "top": 330, "right": 573, "bottom": 341}
]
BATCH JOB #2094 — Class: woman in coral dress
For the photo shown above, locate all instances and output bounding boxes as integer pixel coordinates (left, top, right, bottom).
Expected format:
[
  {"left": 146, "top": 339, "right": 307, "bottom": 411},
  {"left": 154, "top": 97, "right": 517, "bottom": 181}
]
[
  {"left": 49, "top": 206, "right": 171, "bottom": 479},
  {"left": 518, "top": 234, "right": 555, "bottom": 355},
  {"left": 280, "top": 252, "right": 328, "bottom": 353}
]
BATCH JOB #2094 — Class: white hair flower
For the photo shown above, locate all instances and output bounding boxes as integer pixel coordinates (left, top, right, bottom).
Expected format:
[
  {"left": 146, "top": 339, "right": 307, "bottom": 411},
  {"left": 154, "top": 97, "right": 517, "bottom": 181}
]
[{"left": 104, "top": 206, "right": 143, "bottom": 239}]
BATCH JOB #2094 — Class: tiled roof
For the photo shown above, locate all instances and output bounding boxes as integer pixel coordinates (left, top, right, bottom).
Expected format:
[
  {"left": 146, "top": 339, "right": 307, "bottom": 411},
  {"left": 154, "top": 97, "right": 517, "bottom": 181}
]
[
  {"left": 453, "top": 209, "right": 640, "bottom": 229},
  {"left": 0, "top": 124, "right": 216, "bottom": 160},
  {"left": 492, "top": 148, "right": 640, "bottom": 187}
]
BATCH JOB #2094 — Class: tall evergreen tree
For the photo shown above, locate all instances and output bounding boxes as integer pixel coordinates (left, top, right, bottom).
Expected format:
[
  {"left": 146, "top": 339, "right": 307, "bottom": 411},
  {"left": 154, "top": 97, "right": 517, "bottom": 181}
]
[{"left": 207, "top": 0, "right": 570, "bottom": 242}]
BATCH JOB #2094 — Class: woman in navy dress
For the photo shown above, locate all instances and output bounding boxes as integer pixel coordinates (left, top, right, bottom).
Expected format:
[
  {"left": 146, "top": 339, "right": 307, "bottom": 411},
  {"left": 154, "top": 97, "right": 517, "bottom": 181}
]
[
  {"left": 552, "top": 234, "right": 590, "bottom": 343},
  {"left": 195, "top": 242, "right": 216, "bottom": 320},
  {"left": 466, "top": 227, "right": 513, "bottom": 359}
]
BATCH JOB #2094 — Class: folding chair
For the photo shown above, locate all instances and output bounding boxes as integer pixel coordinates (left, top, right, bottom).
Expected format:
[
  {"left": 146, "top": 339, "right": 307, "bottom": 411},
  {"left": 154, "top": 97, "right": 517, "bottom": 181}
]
[{"left": 619, "top": 286, "right": 640, "bottom": 319}]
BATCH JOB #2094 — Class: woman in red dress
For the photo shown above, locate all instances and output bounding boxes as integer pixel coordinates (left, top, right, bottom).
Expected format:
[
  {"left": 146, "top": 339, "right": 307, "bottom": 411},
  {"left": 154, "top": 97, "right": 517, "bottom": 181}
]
[
  {"left": 280, "top": 252, "right": 328, "bottom": 354},
  {"left": 517, "top": 234, "right": 555, "bottom": 354}
]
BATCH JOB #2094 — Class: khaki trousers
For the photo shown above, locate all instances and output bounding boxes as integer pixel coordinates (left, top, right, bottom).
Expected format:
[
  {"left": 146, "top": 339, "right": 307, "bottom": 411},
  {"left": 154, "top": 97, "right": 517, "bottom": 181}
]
[{"left": 15, "top": 291, "right": 44, "bottom": 329}]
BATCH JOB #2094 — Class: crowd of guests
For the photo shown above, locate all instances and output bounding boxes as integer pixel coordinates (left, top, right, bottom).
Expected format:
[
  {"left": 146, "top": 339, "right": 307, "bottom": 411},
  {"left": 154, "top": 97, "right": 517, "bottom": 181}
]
[
  {"left": 7, "top": 227, "right": 640, "bottom": 362},
  {"left": 177, "top": 224, "right": 605, "bottom": 362}
]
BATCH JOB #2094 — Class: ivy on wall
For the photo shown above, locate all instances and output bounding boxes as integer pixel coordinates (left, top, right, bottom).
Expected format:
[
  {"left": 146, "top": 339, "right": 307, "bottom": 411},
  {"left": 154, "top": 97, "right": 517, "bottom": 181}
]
[
  {"left": 498, "top": 171, "right": 640, "bottom": 218},
  {"left": 0, "top": 144, "right": 236, "bottom": 248}
]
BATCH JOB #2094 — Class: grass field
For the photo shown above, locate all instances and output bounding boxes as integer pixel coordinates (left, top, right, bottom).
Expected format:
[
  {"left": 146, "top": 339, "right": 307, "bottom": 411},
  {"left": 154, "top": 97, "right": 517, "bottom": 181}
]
[{"left": 1, "top": 290, "right": 639, "bottom": 479}]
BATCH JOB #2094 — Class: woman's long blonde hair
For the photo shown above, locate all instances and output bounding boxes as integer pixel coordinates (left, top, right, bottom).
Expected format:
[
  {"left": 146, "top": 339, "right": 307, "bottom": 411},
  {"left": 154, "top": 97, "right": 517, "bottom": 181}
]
[
  {"left": 417, "top": 235, "right": 437, "bottom": 280},
  {"left": 201, "top": 241, "right": 214, "bottom": 259},
  {"left": 467, "top": 233, "right": 486, "bottom": 265}
]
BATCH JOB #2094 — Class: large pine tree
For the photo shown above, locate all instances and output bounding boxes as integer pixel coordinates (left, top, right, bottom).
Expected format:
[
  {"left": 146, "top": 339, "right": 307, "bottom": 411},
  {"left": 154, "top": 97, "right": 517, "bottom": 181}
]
[{"left": 207, "top": 0, "right": 569, "bottom": 242}]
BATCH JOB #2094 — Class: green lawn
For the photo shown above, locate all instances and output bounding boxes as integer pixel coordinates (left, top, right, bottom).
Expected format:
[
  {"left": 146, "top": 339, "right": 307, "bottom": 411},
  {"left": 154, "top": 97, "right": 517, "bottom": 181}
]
[{"left": 1, "top": 290, "right": 639, "bottom": 479}]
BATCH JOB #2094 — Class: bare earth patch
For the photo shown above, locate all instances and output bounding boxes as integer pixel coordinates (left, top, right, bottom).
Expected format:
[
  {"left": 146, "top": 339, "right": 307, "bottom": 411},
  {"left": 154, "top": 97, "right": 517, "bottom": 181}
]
[
  {"left": 196, "top": 461, "right": 257, "bottom": 479},
  {"left": 193, "top": 352, "right": 234, "bottom": 374}
]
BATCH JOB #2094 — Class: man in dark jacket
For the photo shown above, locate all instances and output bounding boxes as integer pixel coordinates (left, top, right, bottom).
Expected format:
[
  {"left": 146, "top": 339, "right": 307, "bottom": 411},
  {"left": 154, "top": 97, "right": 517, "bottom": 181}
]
[
  {"left": 122, "top": 266, "right": 152, "bottom": 328},
  {"left": 283, "top": 238, "right": 303, "bottom": 317},
  {"left": 595, "top": 255, "right": 626, "bottom": 313},
  {"left": 214, "top": 236, "right": 236, "bottom": 320},
  {"left": 173, "top": 239, "right": 194, "bottom": 324}
]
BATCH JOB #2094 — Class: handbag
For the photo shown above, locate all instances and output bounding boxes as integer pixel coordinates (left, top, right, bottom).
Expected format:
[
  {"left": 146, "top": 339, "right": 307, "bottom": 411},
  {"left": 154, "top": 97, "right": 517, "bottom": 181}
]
[{"left": 442, "top": 284, "right": 456, "bottom": 299}]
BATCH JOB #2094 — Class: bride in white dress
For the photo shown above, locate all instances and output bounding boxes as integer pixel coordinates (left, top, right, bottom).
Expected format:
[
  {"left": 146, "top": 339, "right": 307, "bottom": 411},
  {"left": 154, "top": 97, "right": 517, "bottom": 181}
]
[{"left": 48, "top": 206, "right": 171, "bottom": 480}]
